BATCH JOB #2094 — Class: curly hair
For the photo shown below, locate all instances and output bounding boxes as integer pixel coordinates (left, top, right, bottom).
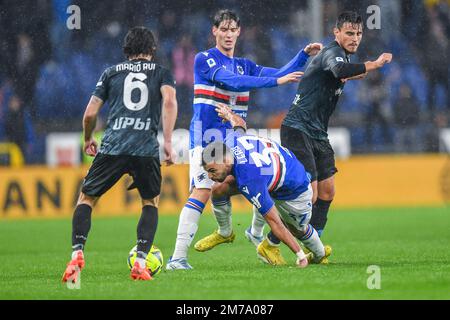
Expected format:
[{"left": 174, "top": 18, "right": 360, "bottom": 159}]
[{"left": 123, "top": 26, "right": 156, "bottom": 59}]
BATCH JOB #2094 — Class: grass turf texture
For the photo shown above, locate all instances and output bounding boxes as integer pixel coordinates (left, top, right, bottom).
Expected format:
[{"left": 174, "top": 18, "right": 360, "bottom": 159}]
[{"left": 0, "top": 207, "right": 449, "bottom": 300}]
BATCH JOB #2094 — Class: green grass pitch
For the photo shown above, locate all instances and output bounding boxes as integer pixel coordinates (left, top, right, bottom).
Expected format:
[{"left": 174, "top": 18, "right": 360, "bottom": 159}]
[{"left": 0, "top": 207, "right": 449, "bottom": 300}]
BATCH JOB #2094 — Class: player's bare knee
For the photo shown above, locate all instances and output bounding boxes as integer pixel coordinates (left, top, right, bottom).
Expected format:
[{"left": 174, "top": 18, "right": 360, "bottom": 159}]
[
  {"left": 318, "top": 187, "right": 335, "bottom": 201},
  {"left": 77, "top": 192, "right": 97, "bottom": 207},
  {"left": 190, "top": 188, "right": 210, "bottom": 204},
  {"left": 142, "top": 196, "right": 159, "bottom": 208},
  {"left": 318, "top": 180, "right": 335, "bottom": 201}
]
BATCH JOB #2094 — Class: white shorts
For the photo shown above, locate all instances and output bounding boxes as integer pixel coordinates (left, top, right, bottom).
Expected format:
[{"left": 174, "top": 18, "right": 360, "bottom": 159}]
[
  {"left": 274, "top": 184, "right": 313, "bottom": 236},
  {"left": 189, "top": 146, "right": 214, "bottom": 192}
]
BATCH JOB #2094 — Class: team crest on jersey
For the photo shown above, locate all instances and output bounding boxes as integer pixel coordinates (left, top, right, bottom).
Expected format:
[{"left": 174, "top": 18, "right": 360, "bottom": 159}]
[
  {"left": 237, "top": 65, "right": 244, "bottom": 75},
  {"left": 197, "top": 172, "right": 207, "bottom": 182}
]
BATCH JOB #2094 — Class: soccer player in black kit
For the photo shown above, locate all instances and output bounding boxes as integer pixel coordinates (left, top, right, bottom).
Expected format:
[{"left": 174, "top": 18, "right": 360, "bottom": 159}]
[
  {"left": 267, "top": 12, "right": 392, "bottom": 258},
  {"left": 62, "top": 27, "right": 177, "bottom": 282}
]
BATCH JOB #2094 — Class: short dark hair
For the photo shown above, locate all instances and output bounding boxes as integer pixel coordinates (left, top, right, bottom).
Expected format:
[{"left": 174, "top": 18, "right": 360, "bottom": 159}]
[
  {"left": 213, "top": 9, "right": 240, "bottom": 28},
  {"left": 123, "top": 26, "right": 156, "bottom": 59},
  {"left": 335, "top": 11, "right": 363, "bottom": 29},
  {"left": 202, "top": 141, "right": 230, "bottom": 166}
]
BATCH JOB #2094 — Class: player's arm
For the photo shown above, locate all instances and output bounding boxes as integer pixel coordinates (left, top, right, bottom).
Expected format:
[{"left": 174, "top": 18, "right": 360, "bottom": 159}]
[
  {"left": 324, "top": 47, "right": 392, "bottom": 79},
  {"left": 195, "top": 53, "right": 301, "bottom": 91},
  {"left": 161, "top": 85, "right": 178, "bottom": 166},
  {"left": 364, "top": 53, "right": 393, "bottom": 72},
  {"left": 263, "top": 205, "right": 303, "bottom": 255},
  {"left": 341, "top": 53, "right": 392, "bottom": 82},
  {"left": 83, "top": 95, "right": 104, "bottom": 156},
  {"left": 214, "top": 68, "right": 303, "bottom": 90},
  {"left": 257, "top": 43, "right": 323, "bottom": 77}
]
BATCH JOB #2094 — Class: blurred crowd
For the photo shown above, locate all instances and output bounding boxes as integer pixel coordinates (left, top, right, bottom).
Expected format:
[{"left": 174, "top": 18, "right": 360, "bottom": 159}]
[{"left": 0, "top": 0, "right": 449, "bottom": 163}]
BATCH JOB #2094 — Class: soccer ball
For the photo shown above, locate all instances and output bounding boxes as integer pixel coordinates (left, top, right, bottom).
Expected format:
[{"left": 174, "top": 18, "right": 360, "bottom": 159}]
[{"left": 127, "top": 245, "right": 163, "bottom": 276}]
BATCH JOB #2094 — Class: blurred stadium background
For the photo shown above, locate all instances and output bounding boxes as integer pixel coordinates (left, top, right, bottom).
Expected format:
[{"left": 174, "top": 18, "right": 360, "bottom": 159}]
[{"left": 0, "top": 0, "right": 449, "bottom": 300}]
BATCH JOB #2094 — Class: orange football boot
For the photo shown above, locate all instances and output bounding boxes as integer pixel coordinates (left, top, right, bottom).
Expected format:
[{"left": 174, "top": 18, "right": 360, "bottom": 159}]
[
  {"left": 62, "top": 250, "right": 85, "bottom": 283},
  {"left": 130, "top": 262, "right": 153, "bottom": 281}
]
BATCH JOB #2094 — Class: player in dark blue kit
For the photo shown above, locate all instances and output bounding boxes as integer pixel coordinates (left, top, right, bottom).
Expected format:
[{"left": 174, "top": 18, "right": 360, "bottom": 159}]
[
  {"left": 278, "top": 12, "right": 392, "bottom": 247},
  {"left": 201, "top": 103, "right": 331, "bottom": 266},
  {"left": 167, "top": 9, "right": 323, "bottom": 270},
  {"left": 62, "top": 27, "right": 177, "bottom": 282}
]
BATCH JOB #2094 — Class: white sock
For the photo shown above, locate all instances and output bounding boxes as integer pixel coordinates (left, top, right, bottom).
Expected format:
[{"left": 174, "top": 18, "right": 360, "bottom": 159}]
[
  {"left": 71, "top": 250, "right": 83, "bottom": 260},
  {"left": 135, "top": 257, "right": 146, "bottom": 269},
  {"left": 251, "top": 206, "right": 265, "bottom": 238},
  {"left": 172, "top": 199, "right": 205, "bottom": 260},
  {"left": 300, "top": 224, "right": 325, "bottom": 259},
  {"left": 212, "top": 198, "right": 232, "bottom": 237}
]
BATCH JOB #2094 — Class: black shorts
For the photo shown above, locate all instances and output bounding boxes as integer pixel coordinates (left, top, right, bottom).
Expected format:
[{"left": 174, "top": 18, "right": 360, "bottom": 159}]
[
  {"left": 280, "top": 125, "right": 338, "bottom": 182},
  {"left": 81, "top": 153, "right": 161, "bottom": 199}
]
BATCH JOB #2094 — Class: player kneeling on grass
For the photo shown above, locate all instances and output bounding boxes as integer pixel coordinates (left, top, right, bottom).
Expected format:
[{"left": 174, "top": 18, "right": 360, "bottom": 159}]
[
  {"left": 61, "top": 27, "right": 177, "bottom": 283},
  {"left": 201, "top": 104, "right": 331, "bottom": 266}
]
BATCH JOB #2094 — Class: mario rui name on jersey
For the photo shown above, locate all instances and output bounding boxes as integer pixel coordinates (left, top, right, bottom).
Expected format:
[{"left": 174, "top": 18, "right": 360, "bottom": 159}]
[{"left": 116, "top": 62, "right": 156, "bottom": 72}]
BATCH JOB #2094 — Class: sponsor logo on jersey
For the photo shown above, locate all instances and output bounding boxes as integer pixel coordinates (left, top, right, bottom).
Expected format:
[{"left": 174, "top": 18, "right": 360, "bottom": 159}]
[
  {"left": 237, "top": 65, "right": 244, "bottom": 75},
  {"left": 112, "top": 117, "right": 151, "bottom": 131},
  {"left": 335, "top": 57, "right": 344, "bottom": 62},
  {"left": 242, "top": 186, "right": 249, "bottom": 194},
  {"left": 197, "top": 172, "right": 207, "bottom": 182},
  {"left": 250, "top": 193, "right": 262, "bottom": 209}
]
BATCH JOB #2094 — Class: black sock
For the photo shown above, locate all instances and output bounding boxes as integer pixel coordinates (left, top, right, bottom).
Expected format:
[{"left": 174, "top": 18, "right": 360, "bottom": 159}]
[
  {"left": 309, "top": 198, "right": 332, "bottom": 237},
  {"left": 267, "top": 231, "right": 281, "bottom": 245},
  {"left": 72, "top": 204, "right": 92, "bottom": 251},
  {"left": 136, "top": 205, "right": 158, "bottom": 258}
]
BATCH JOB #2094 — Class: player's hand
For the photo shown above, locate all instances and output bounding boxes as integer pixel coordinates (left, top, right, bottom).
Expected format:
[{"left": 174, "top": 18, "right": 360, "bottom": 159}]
[
  {"left": 304, "top": 43, "right": 323, "bottom": 56},
  {"left": 277, "top": 71, "right": 304, "bottom": 85},
  {"left": 215, "top": 103, "right": 234, "bottom": 122},
  {"left": 163, "top": 142, "right": 175, "bottom": 166},
  {"left": 84, "top": 138, "right": 98, "bottom": 157},
  {"left": 375, "top": 53, "right": 392, "bottom": 68},
  {"left": 216, "top": 103, "right": 248, "bottom": 130}
]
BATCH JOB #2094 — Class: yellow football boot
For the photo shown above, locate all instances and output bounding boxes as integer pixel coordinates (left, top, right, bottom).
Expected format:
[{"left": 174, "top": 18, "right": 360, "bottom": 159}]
[
  {"left": 194, "top": 230, "right": 236, "bottom": 252},
  {"left": 256, "top": 239, "right": 287, "bottom": 266},
  {"left": 307, "top": 245, "right": 332, "bottom": 264}
]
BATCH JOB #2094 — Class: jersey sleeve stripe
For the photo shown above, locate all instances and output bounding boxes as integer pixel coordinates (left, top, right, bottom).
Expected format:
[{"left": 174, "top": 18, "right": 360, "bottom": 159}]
[
  {"left": 194, "top": 84, "right": 250, "bottom": 97},
  {"left": 194, "top": 89, "right": 250, "bottom": 102},
  {"left": 193, "top": 98, "right": 249, "bottom": 111}
]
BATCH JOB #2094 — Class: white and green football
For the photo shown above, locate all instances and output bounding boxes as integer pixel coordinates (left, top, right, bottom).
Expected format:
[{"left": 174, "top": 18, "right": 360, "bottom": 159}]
[{"left": 127, "top": 245, "right": 163, "bottom": 276}]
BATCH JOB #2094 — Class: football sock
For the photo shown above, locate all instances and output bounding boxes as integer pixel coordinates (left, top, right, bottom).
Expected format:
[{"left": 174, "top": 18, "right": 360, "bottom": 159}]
[
  {"left": 172, "top": 198, "right": 205, "bottom": 260},
  {"left": 136, "top": 205, "right": 158, "bottom": 255},
  {"left": 300, "top": 224, "right": 325, "bottom": 258},
  {"left": 135, "top": 257, "right": 147, "bottom": 269},
  {"left": 72, "top": 204, "right": 92, "bottom": 251},
  {"left": 211, "top": 197, "right": 232, "bottom": 237},
  {"left": 267, "top": 231, "right": 281, "bottom": 246},
  {"left": 250, "top": 206, "right": 265, "bottom": 238},
  {"left": 310, "top": 198, "right": 332, "bottom": 237}
]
